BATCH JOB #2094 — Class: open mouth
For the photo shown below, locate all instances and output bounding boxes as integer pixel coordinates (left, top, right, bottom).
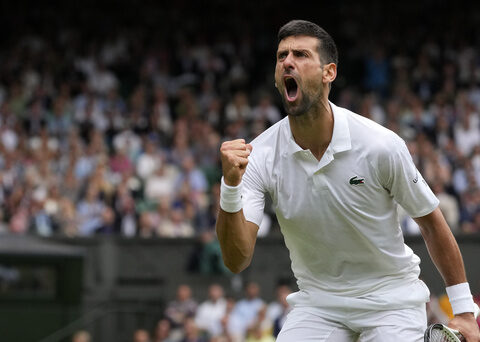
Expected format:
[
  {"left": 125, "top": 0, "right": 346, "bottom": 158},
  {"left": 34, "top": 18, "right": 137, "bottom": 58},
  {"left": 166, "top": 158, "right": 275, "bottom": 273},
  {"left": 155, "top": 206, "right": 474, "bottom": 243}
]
[{"left": 284, "top": 76, "right": 299, "bottom": 102}]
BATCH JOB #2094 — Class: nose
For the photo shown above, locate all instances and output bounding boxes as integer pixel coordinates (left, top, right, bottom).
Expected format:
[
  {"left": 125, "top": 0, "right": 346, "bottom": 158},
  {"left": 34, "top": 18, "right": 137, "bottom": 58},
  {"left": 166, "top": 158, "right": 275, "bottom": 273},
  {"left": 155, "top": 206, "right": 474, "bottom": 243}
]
[{"left": 283, "top": 52, "right": 295, "bottom": 71}]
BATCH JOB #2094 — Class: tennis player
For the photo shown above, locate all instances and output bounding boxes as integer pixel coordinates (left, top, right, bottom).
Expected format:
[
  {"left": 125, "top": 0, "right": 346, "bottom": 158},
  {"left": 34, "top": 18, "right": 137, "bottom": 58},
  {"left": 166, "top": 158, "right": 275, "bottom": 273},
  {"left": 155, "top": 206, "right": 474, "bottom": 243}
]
[{"left": 216, "top": 20, "right": 479, "bottom": 341}]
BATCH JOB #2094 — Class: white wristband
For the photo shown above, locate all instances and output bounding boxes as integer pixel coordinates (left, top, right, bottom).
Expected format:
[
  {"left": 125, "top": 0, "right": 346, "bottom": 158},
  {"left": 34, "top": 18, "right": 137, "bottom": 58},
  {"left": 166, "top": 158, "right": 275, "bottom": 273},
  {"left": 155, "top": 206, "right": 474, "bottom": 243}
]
[
  {"left": 220, "top": 177, "right": 243, "bottom": 213},
  {"left": 446, "top": 282, "right": 475, "bottom": 315}
]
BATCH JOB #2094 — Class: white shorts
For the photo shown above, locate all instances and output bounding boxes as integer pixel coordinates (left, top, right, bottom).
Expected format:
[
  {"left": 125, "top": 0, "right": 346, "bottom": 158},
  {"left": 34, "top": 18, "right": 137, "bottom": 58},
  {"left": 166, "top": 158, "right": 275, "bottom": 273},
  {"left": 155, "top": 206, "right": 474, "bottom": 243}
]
[{"left": 276, "top": 304, "right": 427, "bottom": 342}]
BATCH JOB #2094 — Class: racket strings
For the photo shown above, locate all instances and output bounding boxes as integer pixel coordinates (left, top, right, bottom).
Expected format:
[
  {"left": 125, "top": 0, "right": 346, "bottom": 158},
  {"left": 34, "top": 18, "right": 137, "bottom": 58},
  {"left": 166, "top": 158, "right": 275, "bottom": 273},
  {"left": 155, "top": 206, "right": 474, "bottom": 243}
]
[{"left": 428, "top": 328, "right": 460, "bottom": 342}]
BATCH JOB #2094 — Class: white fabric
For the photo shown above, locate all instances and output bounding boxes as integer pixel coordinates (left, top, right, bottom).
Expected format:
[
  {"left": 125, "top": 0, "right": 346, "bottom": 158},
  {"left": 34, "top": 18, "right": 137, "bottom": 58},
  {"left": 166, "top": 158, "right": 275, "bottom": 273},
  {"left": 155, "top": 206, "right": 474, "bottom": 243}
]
[
  {"left": 276, "top": 305, "right": 426, "bottom": 342},
  {"left": 144, "top": 166, "right": 178, "bottom": 200},
  {"left": 242, "top": 102, "right": 439, "bottom": 311},
  {"left": 454, "top": 113, "right": 480, "bottom": 156},
  {"left": 220, "top": 177, "right": 243, "bottom": 213},
  {"left": 136, "top": 153, "right": 160, "bottom": 179},
  {"left": 446, "top": 282, "right": 475, "bottom": 315},
  {"left": 195, "top": 298, "right": 227, "bottom": 336}
]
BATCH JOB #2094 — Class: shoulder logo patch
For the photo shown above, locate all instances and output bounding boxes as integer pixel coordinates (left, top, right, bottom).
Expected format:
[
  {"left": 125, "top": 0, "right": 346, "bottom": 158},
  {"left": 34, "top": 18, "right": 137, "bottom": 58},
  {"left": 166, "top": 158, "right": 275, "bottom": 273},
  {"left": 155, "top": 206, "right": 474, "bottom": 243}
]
[{"left": 349, "top": 176, "right": 365, "bottom": 185}]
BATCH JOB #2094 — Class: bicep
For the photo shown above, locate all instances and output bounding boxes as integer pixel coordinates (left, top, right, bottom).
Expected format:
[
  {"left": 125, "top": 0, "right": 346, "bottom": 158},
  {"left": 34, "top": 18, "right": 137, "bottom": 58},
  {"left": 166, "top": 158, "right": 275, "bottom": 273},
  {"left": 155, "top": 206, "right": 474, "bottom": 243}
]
[{"left": 414, "top": 207, "right": 450, "bottom": 237}]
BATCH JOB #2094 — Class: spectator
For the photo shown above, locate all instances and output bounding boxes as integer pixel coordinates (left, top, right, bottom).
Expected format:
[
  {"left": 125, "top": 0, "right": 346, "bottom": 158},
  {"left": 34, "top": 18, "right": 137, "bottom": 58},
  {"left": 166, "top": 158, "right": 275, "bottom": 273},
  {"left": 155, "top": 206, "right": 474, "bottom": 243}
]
[
  {"left": 71, "top": 330, "right": 91, "bottom": 342},
  {"left": 151, "top": 86, "right": 173, "bottom": 141},
  {"left": 174, "top": 154, "right": 208, "bottom": 210},
  {"left": 211, "top": 296, "right": 236, "bottom": 342},
  {"left": 195, "top": 283, "right": 228, "bottom": 337},
  {"left": 144, "top": 161, "right": 178, "bottom": 202},
  {"left": 47, "top": 96, "right": 73, "bottom": 138},
  {"left": 153, "top": 319, "right": 175, "bottom": 342},
  {"left": 454, "top": 103, "right": 480, "bottom": 157},
  {"left": 225, "top": 92, "right": 252, "bottom": 123},
  {"left": 76, "top": 185, "right": 106, "bottom": 236},
  {"left": 114, "top": 181, "right": 138, "bottom": 237},
  {"left": 181, "top": 317, "right": 208, "bottom": 342},
  {"left": 133, "top": 329, "right": 151, "bottom": 342},
  {"left": 228, "top": 282, "right": 264, "bottom": 341},
  {"left": 164, "top": 284, "right": 198, "bottom": 330},
  {"left": 110, "top": 147, "right": 133, "bottom": 176},
  {"left": 250, "top": 94, "right": 281, "bottom": 126},
  {"left": 87, "top": 62, "right": 119, "bottom": 96},
  {"left": 138, "top": 211, "right": 157, "bottom": 238},
  {"left": 137, "top": 138, "right": 162, "bottom": 180},
  {"left": 364, "top": 46, "right": 390, "bottom": 96},
  {"left": 113, "top": 129, "right": 142, "bottom": 162},
  {"left": 245, "top": 305, "right": 275, "bottom": 342},
  {"left": 157, "top": 206, "right": 195, "bottom": 238},
  {"left": 266, "top": 284, "right": 292, "bottom": 337}
]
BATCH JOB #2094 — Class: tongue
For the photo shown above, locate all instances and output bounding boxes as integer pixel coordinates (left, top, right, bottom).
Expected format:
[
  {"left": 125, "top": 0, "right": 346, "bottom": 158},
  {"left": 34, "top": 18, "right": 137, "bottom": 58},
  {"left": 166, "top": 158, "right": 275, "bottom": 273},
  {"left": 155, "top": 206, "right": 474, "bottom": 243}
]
[{"left": 288, "top": 86, "right": 297, "bottom": 98}]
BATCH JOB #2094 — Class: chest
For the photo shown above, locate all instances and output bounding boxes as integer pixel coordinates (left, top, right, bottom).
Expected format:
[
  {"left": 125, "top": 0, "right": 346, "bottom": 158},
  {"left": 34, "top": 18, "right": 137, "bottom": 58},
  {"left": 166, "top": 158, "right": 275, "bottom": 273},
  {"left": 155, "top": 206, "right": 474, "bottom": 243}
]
[{"left": 269, "top": 151, "right": 391, "bottom": 222}]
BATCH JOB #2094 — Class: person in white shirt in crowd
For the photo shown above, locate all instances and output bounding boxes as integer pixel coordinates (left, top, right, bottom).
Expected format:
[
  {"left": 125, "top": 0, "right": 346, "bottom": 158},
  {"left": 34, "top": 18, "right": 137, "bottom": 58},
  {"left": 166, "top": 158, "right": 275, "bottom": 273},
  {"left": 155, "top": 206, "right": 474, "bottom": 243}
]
[
  {"left": 195, "top": 283, "right": 228, "bottom": 338},
  {"left": 136, "top": 138, "right": 163, "bottom": 180},
  {"left": 454, "top": 101, "right": 480, "bottom": 157},
  {"left": 225, "top": 91, "right": 252, "bottom": 124}
]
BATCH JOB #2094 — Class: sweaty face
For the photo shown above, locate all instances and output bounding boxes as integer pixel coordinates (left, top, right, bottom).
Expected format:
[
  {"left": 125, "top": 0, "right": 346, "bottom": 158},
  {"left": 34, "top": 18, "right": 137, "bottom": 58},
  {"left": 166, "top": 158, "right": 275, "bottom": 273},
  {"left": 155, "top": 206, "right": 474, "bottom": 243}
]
[{"left": 275, "top": 36, "right": 325, "bottom": 116}]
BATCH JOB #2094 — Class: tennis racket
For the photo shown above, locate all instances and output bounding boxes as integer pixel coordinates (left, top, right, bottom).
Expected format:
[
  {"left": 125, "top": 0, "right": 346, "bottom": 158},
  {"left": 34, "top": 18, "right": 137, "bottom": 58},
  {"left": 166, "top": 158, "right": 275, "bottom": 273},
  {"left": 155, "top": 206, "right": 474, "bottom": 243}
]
[{"left": 424, "top": 303, "right": 479, "bottom": 342}]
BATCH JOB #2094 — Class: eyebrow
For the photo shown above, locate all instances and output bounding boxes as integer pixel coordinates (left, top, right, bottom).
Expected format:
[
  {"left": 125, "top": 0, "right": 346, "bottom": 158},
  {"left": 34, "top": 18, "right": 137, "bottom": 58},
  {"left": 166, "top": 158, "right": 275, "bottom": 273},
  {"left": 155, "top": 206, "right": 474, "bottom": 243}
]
[{"left": 277, "top": 48, "right": 311, "bottom": 57}]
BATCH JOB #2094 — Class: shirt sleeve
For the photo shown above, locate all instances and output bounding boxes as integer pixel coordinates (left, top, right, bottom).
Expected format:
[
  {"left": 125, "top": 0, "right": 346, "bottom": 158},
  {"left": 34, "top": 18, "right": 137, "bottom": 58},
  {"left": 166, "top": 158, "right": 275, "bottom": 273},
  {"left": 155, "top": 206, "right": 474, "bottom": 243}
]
[
  {"left": 241, "top": 150, "right": 267, "bottom": 226},
  {"left": 379, "top": 134, "right": 439, "bottom": 218}
]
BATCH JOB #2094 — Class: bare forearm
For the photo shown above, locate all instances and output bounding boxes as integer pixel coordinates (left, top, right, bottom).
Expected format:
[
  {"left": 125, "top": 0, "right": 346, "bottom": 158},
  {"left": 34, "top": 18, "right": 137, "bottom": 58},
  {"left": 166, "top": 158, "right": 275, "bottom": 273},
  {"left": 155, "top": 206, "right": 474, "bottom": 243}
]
[
  {"left": 216, "top": 210, "right": 258, "bottom": 273},
  {"left": 416, "top": 208, "right": 467, "bottom": 286}
]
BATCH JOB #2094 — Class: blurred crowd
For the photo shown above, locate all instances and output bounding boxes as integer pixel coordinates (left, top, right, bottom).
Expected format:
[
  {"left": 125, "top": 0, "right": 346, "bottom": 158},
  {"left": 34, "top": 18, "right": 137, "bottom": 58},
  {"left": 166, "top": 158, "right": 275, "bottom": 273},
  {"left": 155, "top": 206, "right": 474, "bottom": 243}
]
[
  {"left": 70, "top": 282, "right": 292, "bottom": 342},
  {"left": 70, "top": 282, "right": 480, "bottom": 342},
  {"left": 1, "top": 2, "right": 480, "bottom": 237},
  {"left": 0, "top": 7, "right": 280, "bottom": 238}
]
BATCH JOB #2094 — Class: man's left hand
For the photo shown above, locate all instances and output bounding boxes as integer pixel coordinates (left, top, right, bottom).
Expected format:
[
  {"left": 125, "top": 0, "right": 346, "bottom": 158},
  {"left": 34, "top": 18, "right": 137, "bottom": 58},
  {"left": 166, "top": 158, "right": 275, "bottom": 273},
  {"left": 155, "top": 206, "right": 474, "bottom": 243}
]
[{"left": 448, "top": 312, "right": 480, "bottom": 341}]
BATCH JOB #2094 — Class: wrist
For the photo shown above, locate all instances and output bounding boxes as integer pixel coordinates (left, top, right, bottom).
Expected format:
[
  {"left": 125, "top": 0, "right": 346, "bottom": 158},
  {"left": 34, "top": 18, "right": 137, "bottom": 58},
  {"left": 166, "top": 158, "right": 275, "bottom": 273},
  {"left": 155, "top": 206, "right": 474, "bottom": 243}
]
[
  {"left": 446, "top": 282, "right": 475, "bottom": 315},
  {"left": 220, "top": 177, "right": 243, "bottom": 213},
  {"left": 223, "top": 177, "right": 241, "bottom": 186}
]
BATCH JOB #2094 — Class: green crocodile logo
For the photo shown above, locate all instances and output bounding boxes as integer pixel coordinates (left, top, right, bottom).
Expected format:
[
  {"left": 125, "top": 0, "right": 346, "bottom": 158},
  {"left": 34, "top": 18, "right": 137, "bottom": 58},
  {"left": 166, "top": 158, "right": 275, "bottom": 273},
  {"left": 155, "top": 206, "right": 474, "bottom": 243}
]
[{"left": 349, "top": 176, "right": 365, "bottom": 185}]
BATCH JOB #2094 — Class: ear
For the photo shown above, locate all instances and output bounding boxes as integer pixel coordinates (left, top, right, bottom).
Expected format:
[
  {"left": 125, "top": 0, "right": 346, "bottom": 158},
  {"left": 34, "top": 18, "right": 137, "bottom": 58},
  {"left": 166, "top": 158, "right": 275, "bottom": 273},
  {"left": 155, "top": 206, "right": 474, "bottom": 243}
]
[
  {"left": 322, "top": 63, "right": 337, "bottom": 84},
  {"left": 275, "top": 82, "right": 278, "bottom": 88}
]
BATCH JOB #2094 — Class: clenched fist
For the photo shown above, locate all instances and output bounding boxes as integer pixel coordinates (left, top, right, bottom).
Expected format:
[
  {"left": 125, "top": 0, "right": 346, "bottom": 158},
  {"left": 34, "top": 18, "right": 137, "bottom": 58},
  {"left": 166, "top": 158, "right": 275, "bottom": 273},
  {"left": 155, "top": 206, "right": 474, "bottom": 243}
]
[{"left": 220, "top": 139, "right": 253, "bottom": 186}]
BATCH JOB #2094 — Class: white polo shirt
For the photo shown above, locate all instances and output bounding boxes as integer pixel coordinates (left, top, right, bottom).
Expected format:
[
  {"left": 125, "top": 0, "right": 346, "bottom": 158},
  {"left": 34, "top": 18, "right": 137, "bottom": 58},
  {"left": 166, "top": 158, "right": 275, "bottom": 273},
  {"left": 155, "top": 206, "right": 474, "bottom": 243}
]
[{"left": 242, "top": 102, "right": 439, "bottom": 311}]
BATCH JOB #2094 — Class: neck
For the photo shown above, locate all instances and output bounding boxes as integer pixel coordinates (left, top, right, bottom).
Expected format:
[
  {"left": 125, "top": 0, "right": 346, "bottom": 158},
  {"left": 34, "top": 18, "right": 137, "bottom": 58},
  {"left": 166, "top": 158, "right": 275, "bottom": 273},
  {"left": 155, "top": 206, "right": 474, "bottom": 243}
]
[{"left": 288, "top": 97, "right": 333, "bottom": 160}]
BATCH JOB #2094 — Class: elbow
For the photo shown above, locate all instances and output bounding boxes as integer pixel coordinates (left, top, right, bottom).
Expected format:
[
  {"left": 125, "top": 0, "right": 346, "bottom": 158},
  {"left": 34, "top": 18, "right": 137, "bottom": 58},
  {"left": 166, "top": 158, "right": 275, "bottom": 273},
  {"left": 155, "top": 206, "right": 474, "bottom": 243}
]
[
  {"left": 226, "top": 264, "right": 244, "bottom": 274},
  {"left": 223, "top": 256, "right": 250, "bottom": 274}
]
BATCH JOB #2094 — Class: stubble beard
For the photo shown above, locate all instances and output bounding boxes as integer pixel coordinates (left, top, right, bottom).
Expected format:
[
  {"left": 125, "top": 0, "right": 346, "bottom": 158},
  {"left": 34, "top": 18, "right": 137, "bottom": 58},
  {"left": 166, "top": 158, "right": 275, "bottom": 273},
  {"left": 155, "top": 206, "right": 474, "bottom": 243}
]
[{"left": 281, "top": 88, "right": 317, "bottom": 117}]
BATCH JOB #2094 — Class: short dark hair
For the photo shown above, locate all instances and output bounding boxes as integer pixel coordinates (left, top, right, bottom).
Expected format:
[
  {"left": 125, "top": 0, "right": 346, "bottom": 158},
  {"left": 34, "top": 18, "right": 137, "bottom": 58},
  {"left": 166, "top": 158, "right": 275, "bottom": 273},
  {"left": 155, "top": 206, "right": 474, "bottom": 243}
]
[{"left": 277, "top": 20, "right": 338, "bottom": 66}]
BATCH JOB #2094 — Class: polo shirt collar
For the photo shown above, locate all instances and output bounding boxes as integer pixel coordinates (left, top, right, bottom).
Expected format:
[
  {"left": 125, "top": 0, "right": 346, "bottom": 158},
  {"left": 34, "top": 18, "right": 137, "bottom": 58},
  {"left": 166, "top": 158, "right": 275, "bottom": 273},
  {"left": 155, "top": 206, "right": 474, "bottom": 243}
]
[{"left": 286, "top": 101, "right": 352, "bottom": 155}]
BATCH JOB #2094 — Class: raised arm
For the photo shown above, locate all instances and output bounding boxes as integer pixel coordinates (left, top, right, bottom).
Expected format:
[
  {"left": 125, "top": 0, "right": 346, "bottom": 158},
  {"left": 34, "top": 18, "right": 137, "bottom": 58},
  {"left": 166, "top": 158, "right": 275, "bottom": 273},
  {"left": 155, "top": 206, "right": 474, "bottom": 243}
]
[
  {"left": 414, "top": 207, "right": 480, "bottom": 341},
  {"left": 216, "top": 139, "right": 259, "bottom": 273}
]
